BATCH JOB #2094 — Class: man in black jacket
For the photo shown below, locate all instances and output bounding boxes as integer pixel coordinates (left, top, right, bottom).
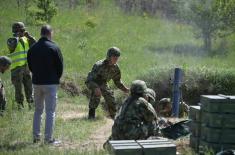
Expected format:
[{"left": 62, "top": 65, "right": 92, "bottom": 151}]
[{"left": 27, "top": 25, "right": 63, "bottom": 144}]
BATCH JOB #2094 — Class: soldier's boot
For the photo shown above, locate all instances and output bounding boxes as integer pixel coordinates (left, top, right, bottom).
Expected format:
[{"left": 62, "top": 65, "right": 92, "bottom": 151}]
[{"left": 88, "top": 108, "right": 95, "bottom": 119}]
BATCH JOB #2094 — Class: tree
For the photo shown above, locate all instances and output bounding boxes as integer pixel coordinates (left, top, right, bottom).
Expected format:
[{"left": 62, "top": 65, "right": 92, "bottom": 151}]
[
  {"left": 178, "top": 0, "right": 235, "bottom": 53},
  {"left": 26, "top": 0, "right": 57, "bottom": 25}
]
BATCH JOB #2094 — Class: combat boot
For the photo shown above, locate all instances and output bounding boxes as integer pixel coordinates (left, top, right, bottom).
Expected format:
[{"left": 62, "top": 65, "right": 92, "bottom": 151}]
[{"left": 88, "top": 108, "right": 95, "bottom": 119}]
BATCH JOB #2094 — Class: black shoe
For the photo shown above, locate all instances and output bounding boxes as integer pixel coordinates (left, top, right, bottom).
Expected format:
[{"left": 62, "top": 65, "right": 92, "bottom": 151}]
[
  {"left": 88, "top": 108, "right": 95, "bottom": 119},
  {"left": 45, "top": 139, "right": 61, "bottom": 145},
  {"left": 33, "top": 138, "right": 40, "bottom": 143}
]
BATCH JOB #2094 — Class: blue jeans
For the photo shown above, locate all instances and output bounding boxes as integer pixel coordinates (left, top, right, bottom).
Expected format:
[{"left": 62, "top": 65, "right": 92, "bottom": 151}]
[{"left": 32, "top": 84, "right": 58, "bottom": 141}]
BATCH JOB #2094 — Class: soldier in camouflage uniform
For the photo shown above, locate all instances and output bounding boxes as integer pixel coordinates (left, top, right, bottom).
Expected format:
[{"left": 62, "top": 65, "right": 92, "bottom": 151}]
[
  {"left": 7, "top": 22, "right": 36, "bottom": 109},
  {"left": 85, "top": 47, "right": 129, "bottom": 119},
  {"left": 111, "top": 80, "right": 158, "bottom": 140},
  {"left": 0, "top": 56, "right": 11, "bottom": 115},
  {"left": 145, "top": 88, "right": 156, "bottom": 107},
  {"left": 157, "top": 98, "right": 189, "bottom": 117}
]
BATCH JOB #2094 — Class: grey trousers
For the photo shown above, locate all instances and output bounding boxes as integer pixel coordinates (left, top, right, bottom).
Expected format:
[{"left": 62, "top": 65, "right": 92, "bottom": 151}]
[{"left": 32, "top": 84, "right": 58, "bottom": 141}]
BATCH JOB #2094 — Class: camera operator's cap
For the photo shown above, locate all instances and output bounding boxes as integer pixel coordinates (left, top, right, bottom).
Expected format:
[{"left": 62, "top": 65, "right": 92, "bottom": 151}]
[{"left": 12, "top": 22, "right": 26, "bottom": 33}]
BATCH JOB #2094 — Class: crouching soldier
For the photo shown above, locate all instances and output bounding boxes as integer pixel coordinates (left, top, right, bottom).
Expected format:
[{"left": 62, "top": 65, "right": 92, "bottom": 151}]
[
  {"left": 0, "top": 56, "right": 11, "bottom": 115},
  {"left": 85, "top": 47, "right": 129, "bottom": 119},
  {"left": 157, "top": 98, "right": 189, "bottom": 117},
  {"left": 111, "top": 80, "right": 158, "bottom": 140}
]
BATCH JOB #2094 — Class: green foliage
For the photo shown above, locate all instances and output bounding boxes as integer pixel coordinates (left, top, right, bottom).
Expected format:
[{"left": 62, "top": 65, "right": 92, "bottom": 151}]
[
  {"left": 26, "top": 0, "right": 57, "bottom": 25},
  {"left": 139, "top": 66, "right": 235, "bottom": 104},
  {"left": 178, "top": 0, "right": 235, "bottom": 53}
]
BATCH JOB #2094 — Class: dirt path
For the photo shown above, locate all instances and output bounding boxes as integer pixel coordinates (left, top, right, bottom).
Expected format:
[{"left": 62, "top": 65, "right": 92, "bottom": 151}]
[{"left": 79, "top": 118, "right": 113, "bottom": 150}]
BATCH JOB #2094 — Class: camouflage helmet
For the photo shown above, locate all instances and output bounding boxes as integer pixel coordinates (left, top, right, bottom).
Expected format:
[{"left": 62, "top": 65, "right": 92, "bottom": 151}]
[
  {"left": 12, "top": 22, "right": 25, "bottom": 33},
  {"left": 106, "top": 47, "right": 121, "bottom": 59},
  {"left": 146, "top": 88, "right": 156, "bottom": 102},
  {"left": 159, "top": 98, "right": 171, "bottom": 105},
  {"left": 130, "top": 80, "right": 148, "bottom": 95}
]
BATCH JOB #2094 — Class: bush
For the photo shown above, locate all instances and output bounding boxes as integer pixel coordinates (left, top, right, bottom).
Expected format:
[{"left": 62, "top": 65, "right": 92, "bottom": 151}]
[
  {"left": 138, "top": 67, "right": 235, "bottom": 105},
  {"left": 26, "top": 0, "right": 57, "bottom": 25}
]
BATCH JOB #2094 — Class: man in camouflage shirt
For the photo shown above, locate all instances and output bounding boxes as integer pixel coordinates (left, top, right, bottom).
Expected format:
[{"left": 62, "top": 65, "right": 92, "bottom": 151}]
[
  {"left": 0, "top": 56, "right": 11, "bottom": 115},
  {"left": 85, "top": 47, "right": 129, "bottom": 119},
  {"left": 111, "top": 80, "right": 158, "bottom": 140},
  {"left": 157, "top": 98, "right": 189, "bottom": 117}
]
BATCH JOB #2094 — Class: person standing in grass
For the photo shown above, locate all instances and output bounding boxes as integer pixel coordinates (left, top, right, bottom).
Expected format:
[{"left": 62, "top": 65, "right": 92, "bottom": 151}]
[
  {"left": 7, "top": 22, "right": 36, "bottom": 110},
  {"left": 27, "top": 25, "right": 63, "bottom": 144},
  {"left": 85, "top": 47, "right": 129, "bottom": 119},
  {"left": 0, "top": 56, "right": 11, "bottom": 116}
]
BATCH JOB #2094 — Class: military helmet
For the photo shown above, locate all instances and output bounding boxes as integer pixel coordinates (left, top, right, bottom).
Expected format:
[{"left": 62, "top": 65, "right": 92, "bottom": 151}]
[
  {"left": 159, "top": 98, "right": 171, "bottom": 105},
  {"left": 106, "top": 47, "right": 121, "bottom": 59},
  {"left": 12, "top": 22, "right": 25, "bottom": 33},
  {"left": 146, "top": 88, "right": 156, "bottom": 102},
  {"left": 130, "top": 80, "right": 148, "bottom": 95}
]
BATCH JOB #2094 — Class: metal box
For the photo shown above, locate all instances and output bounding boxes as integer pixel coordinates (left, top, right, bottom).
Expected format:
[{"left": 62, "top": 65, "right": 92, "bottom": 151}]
[
  {"left": 201, "top": 125, "right": 235, "bottom": 144},
  {"left": 109, "top": 139, "right": 176, "bottom": 155},
  {"left": 189, "top": 106, "right": 201, "bottom": 123},
  {"left": 189, "top": 121, "right": 201, "bottom": 137},
  {"left": 190, "top": 135, "right": 200, "bottom": 151},
  {"left": 200, "top": 95, "right": 235, "bottom": 113},
  {"left": 109, "top": 140, "right": 142, "bottom": 155},
  {"left": 201, "top": 112, "right": 235, "bottom": 128},
  {"left": 137, "top": 139, "right": 176, "bottom": 155}
]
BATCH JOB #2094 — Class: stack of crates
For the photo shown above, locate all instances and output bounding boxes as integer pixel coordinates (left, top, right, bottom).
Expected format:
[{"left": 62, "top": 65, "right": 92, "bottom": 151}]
[
  {"left": 108, "top": 138, "right": 176, "bottom": 155},
  {"left": 189, "top": 105, "right": 201, "bottom": 152},
  {"left": 199, "top": 95, "right": 235, "bottom": 152}
]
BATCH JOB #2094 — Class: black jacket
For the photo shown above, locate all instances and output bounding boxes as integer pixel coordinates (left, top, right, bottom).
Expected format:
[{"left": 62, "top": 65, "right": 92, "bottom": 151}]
[{"left": 27, "top": 37, "right": 63, "bottom": 85}]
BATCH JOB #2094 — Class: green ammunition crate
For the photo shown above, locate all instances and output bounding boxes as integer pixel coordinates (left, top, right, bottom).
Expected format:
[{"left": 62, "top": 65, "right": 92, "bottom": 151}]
[
  {"left": 199, "top": 140, "right": 235, "bottom": 153},
  {"left": 189, "top": 106, "right": 201, "bottom": 122},
  {"left": 200, "top": 95, "right": 235, "bottom": 113},
  {"left": 201, "top": 112, "right": 235, "bottom": 128},
  {"left": 190, "top": 135, "right": 200, "bottom": 151},
  {"left": 201, "top": 125, "right": 235, "bottom": 144},
  {"left": 137, "top": 139, "right": 176, "bottom": 155},
  {"left": 109, "top": 140, "right": 142, "bottom": 155},
  {"left": 189, "top": 121, "right": 201, "bottom": 137}
]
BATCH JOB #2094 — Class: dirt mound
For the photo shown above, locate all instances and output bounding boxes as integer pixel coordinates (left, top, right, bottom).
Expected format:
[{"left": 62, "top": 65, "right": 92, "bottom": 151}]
[{"left": 60, "top": 81, "right": 80, "bottom": 96}]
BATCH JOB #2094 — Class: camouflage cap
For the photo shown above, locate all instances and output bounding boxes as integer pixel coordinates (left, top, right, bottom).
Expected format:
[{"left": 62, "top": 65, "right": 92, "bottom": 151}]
[
  {"left": 12, "top": 22, "right": 25, "bottom": 33},
  {"left": 130, "top": 80, "right": 148, "bottom": 95},
  {"left": 146, "top": 88, "right": 156, "bottom": 102},
  {"left": 0, "top": 56, "right": 12, "bottom": 67},
  {"left": 106, "top": 47, "right": 121, "bottom": 59}
]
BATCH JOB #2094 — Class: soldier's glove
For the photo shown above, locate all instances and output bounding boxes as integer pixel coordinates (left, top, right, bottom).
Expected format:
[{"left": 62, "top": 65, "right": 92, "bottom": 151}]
[{"left": 7, "top": 37, "right": 18, "bottom": 52}]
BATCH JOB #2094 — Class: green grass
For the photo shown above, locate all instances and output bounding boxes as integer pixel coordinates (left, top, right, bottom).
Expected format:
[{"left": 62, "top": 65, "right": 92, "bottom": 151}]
[{"left": 0, "top": 0, "right": 235, "bottom": 154}]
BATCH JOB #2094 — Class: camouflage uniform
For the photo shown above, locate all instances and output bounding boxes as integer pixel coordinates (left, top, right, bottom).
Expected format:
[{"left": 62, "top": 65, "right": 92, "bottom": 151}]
[
  {"left": 157, "top": 98, "right": 189, "bottom": 117},
  {"left": 7, "top": 22, "right": 36, "bottom": 109},
  {"left": 0, "top": 80, "right": 6, "bottom": 114},
  {"left": 0, "top": 56, "right": 11, "bottom": 115},
  {"left": 111, "top": 80, "right": 158, "bottom": 140},
  {"left": 85, "top": 47, "right": 128, "bottom": 119},
  {"left": 11, "top": 67, "right": 33, "bottom": 106}
]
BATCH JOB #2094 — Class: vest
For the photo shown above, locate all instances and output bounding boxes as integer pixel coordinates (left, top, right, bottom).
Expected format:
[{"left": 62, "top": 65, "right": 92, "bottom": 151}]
[{"left": 8, "top": 36, "right": 29, "bottom": 70}]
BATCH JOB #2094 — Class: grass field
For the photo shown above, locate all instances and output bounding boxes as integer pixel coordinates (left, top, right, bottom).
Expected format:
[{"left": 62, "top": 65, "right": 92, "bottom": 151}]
[{"left": 0, "top": 0, "right": 234, "bottom": 154}]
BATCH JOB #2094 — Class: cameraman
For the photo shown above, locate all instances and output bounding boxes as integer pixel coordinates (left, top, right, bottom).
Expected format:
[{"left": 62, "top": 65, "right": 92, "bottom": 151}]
[{"left": 7, "top": 22, "right": 36, "bottom": 110}]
